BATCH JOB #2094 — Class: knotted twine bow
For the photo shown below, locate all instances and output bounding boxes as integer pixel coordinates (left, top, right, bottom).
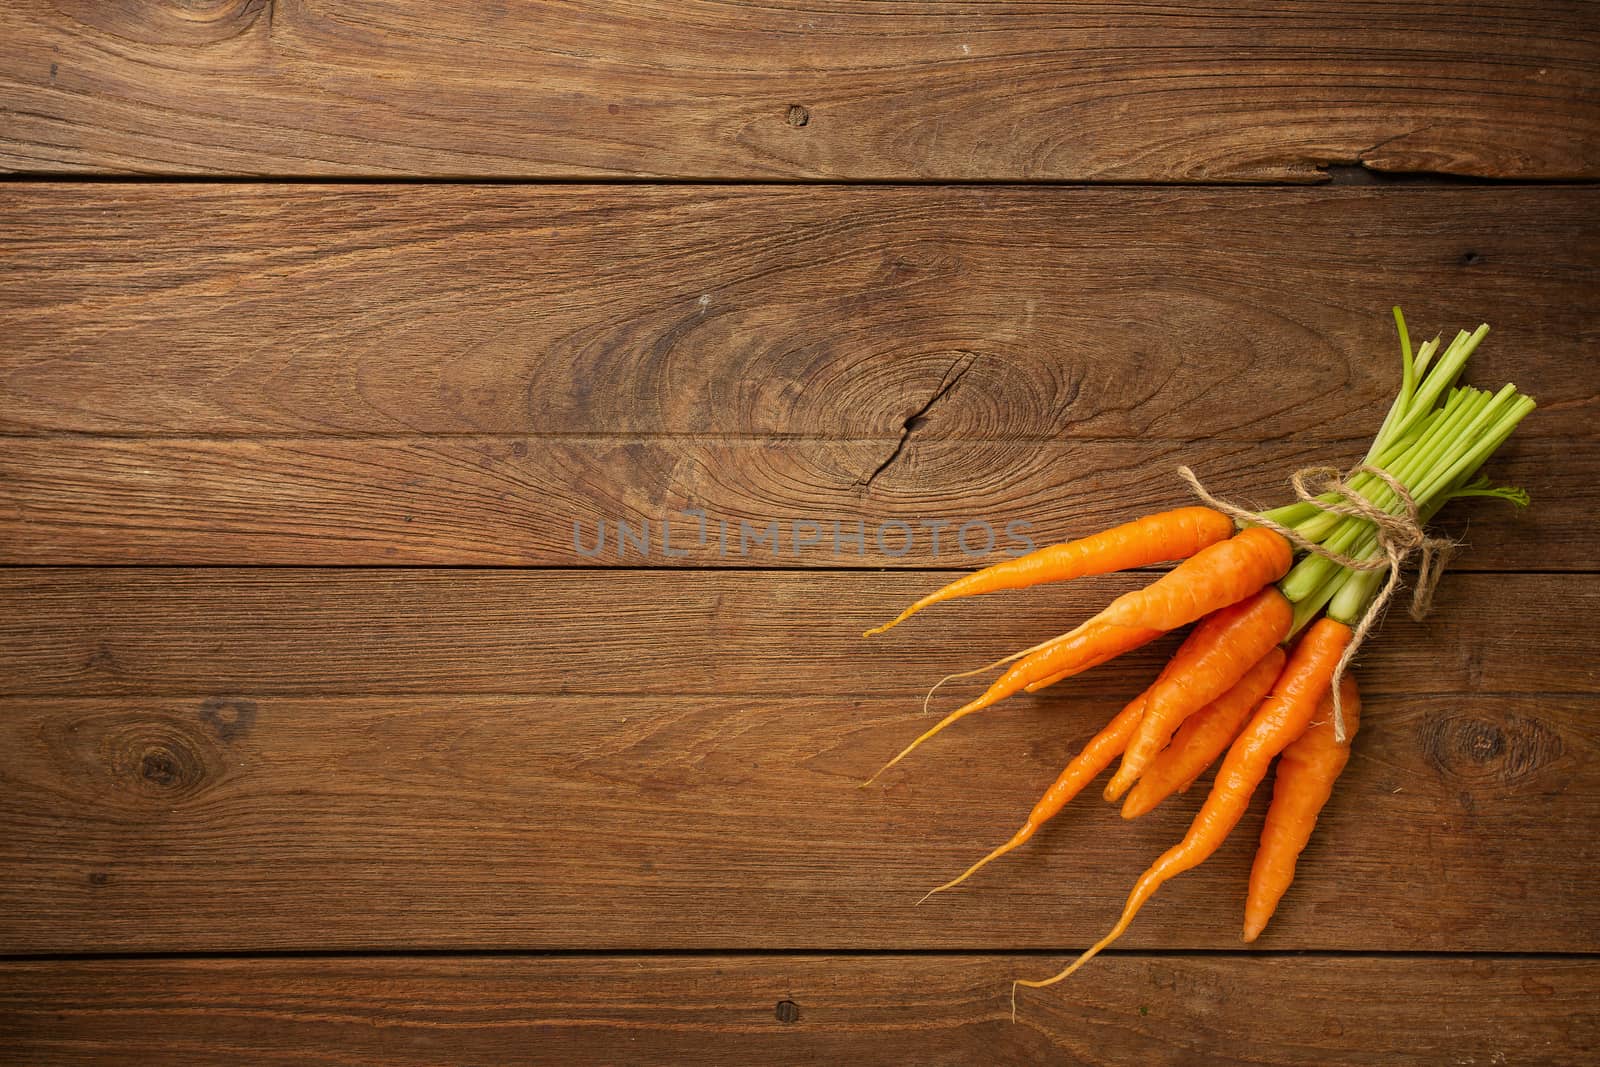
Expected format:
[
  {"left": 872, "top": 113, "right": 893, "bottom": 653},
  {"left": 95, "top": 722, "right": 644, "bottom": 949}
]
[{"left": 1177, "top": 464, "right": 1458, "bottom": 742}]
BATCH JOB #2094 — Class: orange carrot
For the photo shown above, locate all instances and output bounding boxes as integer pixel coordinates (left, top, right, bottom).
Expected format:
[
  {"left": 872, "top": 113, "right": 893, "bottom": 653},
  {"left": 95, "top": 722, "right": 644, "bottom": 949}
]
[
  {"left": 872, "top": 530, "right": 1290, "bottom": 784},
  {"left": 863, "top": 507, "right": 1233, "bottom": 636},
  {"left": 864, "top": 621, "right": 1159, "bottom": 784},
  {"left": 1023, "top": 665, "right": 1079, "bottom": 693},
  {"left": 922, "top": 658, "right": 1186, "bottom": 900},
  {"left": 1102, "top": 587, "right": 1292, "bottom": 801},
  {"left": 1090, "top": 527, "right": 1293, "bottom": 633},
  {"left": 1243, "top": 675, "right": 1361, "bottom": 943},
  {"left": 1013, "top": 617, "right": 1352, "bottom": 996},
  {"left": 1119, "top": 646, "right": 1286, "bottom": 819},
  {"left": 1024, "top": 528, "right": 1289, "bottom": 699}
]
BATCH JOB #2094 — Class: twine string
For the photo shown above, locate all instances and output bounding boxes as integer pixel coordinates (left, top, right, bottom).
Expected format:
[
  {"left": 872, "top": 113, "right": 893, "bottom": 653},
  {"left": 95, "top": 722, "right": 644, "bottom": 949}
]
[{"left": 1177, "top": 464, "right": 1456, "bottom": 742}]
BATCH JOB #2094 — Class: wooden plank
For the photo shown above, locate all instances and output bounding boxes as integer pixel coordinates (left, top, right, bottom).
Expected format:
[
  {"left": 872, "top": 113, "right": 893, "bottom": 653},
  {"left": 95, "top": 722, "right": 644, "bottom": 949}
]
[
  {"left": 1, "top": 955, "right": 1595, "bottom": 1065},
  {"left": 1, "top": 2, "right": 1594, "bottom": 180},
  {"left": 0, "top": 680, "right": 1592, "bottom": 953},
  {"left": 2, "top": 185, "right": 1594, "bottom": 439},
  {"left": 0, "top": 570, "right": 1593, "bottom": 698},
  {"left": 0, "top": 435, "right": 1575, "bottom": 568}
]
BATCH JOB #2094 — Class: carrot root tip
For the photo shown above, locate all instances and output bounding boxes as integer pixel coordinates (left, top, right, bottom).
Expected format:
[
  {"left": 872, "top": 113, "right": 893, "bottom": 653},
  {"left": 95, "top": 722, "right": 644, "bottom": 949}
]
[{"left": 1102, "top": 781, "right": 1129, "bottom": 803}]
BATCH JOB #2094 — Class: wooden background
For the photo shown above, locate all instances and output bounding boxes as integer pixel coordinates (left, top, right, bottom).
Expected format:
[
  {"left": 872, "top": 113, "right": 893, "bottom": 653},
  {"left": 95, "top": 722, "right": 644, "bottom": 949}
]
[{"left": 2, "top": 2, "right": 1597, "bottom": 1063}]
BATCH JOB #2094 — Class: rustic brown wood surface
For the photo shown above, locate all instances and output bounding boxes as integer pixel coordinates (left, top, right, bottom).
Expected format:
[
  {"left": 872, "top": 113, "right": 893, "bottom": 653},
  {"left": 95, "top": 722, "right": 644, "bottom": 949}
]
[
  {"left": 0, "top": 685, "right": 1593, "bottom": 953},
  {"left": 0, "top": 436, "right": 1581, "bottom": 567},
  {"left": 2, "top": 570, "right": 1594, "bottom": 698},
  {"left": 3, "top": 4, "right": 1598, "bottom": 1062},
  {"left": 1, "top": 1, "right": 1596, "bottom": 180},
  {"left": 3, "top": 186, "right": 1596, "bottom": 440},
  {"left": 3, "top": 956, "right": 1596, "bottom": 1065}
]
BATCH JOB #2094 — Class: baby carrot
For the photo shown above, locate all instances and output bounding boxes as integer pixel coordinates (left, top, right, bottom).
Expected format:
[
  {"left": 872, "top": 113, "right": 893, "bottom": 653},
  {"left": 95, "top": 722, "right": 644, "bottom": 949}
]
[
  {"left": 1119, "top": 646, "right": 1286, "bottom": 819},
  {"left": 863, "top": 507, "right": 1232, "bottom": 636},
  {"left": 1020, "top": 527, "right": 1290, "bottom": 703},
  {"left": 1090, "top": 527, "right": 1293, "bottom": 633},
  {"left": 1013, "top": 617, "right": 1351, "bottom": 996},
  {"left": 1103, "top": 587, "right": 1292, "bottom": 801},
  {"left": 1242, "top": 675, "right": 1361, "bottom": 943}
]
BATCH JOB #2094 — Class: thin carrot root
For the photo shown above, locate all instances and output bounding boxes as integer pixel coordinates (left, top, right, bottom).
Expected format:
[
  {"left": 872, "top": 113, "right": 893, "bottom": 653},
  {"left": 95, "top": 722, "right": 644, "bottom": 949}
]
[
  {"left": 922, "top": 680, "right": 1166, "bottom": 896},
  {"left": 861, "top": 692, "right": 1000, "bottom": 786},
  {"left": 867, "top": 624, "right": 1158, "bottom": 785},
  {"left": 1015, "top": 914, "right": 1133, "bottom": 990},
  {"left": 1014, "top": 853, "right": 1171, "bottom": 1002},
  {"left": 918, "top": 826, "right": 1035, "bottom": 903},
  {"left": 922, "top": 630, "right": 1082, "bottom": 711}
]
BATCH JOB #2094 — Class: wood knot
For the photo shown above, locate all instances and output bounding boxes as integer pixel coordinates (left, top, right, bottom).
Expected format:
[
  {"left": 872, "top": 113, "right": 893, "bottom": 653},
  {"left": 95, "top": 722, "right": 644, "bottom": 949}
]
[
  {"left": 786, "top": 105, "right": 810, "bottom": 128},
  {"left": 1419, "top": 712, "right": 1564, "bottom": 786},
  {"left": 41, "top": 710, "right": 230, "bottom": 810},
  {"left": 775, "top": 1000, "right": 800, "bottom": 1023},
  {"left": 100, "top": 717, "right": 221, "bottom": 803},
  {"left": 119, "top": 728, "right": 209, "bottom": 799}
]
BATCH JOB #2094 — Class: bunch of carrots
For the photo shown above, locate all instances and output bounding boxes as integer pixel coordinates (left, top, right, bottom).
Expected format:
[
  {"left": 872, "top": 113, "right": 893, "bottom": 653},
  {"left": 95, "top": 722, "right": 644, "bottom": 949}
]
[{"left": 861, "top": 310, "right": 1533, "bottom": 1005}]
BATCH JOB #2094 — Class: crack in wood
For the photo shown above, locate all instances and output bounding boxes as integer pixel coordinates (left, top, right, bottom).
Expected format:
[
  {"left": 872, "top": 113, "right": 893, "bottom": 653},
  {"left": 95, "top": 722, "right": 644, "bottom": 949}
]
[{"left": 855, "top": 351, "right": 979, "bottom": 490}]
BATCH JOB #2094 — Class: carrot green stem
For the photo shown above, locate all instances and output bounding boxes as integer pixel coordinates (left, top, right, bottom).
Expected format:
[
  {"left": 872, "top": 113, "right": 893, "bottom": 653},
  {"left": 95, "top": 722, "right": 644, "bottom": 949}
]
[{"left": 1270, "top": 312, "right": 1532, "bottom": 633}]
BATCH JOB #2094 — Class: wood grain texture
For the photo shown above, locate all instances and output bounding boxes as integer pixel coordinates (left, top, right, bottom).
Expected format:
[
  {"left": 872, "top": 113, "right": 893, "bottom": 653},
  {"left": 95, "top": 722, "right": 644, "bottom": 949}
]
[
  {"left": 0, "top": 689, "right": 1591, "bottom": 954},
  {"left": 1, "top": 1, "right": 1595, "bottom": 180},
  {"left": 2, "top": 185, "right": 1596, "bottom": 440},
  {"left": 2, "top": 956, "right": 1595, "bottom": 1066},
  {"left": 0, "top": 435, "right": 1575, "bottom": 567},
  {"left": 1, "top": 569, "right": 1595, "bottom": 698}
]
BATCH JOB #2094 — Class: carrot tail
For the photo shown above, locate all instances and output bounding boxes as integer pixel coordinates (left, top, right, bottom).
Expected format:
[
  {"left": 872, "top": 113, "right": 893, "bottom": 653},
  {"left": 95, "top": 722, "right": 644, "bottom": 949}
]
[
  {"left": 918, "top": 824, "right": 1037, "bottom": 903},
  {"left": 867, "top": 624, "right": 1160, "bottom": 786},
  {"left": 862, "top": 686, "right": 1013, "bottom": 786},
  {"left": 927, "top": 684, "right": 1158, "bottom": 900},
  {"left": 1011, "top": 859, "right": 1172, "bottom": 1018},
  {"left": 863, "top": 594, "right": 952, "bottom": 638}
]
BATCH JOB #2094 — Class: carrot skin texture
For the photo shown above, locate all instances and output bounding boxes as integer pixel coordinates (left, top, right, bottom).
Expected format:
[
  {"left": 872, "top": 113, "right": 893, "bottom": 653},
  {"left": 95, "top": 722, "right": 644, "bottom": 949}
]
[
  {"left": 1016, "top": 617, "right": 1352, "bottom": 990},
  {"left": 1169, "top": 618, "right": 1353, "bottom": 870},
  {"left": 979, "top": 622, "right": 1163, "bottom": 706},
  {"left": 1023, "top": 527, "right": 1292, "bottom": 701},
  {"left": 1014, "top": 623, "right": 1164, "bottom": 694},
  {"left": 1120, "top": 645, "right": 1287, "bottom": 819},
  {"left": 1243, "top": 676, "right": 1362, "bottom": 943},
  {"left": 1094, "top": 526, "right": 1293, "bottom": 633},
  {"left": 863, "top": 506, "right": 1233, "bottom": 636},
  {"left": 1104, "top": 587, "right": 1293, "bottom": 800}
]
